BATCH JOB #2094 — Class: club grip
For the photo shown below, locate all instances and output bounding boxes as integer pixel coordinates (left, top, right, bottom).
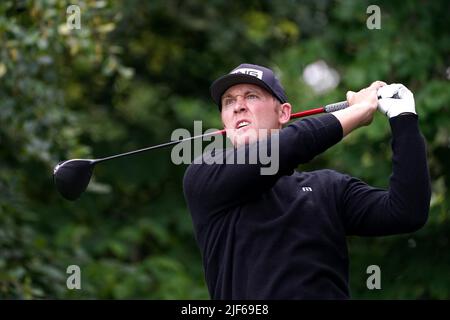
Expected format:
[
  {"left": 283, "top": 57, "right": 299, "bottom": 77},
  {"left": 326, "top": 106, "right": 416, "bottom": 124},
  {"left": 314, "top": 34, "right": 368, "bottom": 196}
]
[
  {"left": 324, "top": 92, "right": 400, "bottom": 114},
  {"left": 324, "top": 100, "right": 349, "bottom": 113}
]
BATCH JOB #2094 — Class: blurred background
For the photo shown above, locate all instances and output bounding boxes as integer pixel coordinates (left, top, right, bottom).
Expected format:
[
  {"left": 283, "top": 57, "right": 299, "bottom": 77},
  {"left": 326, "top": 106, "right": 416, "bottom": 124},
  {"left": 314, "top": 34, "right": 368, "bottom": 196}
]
[{"left": 0, "top": 0, "right": 449, "bottom": 299}]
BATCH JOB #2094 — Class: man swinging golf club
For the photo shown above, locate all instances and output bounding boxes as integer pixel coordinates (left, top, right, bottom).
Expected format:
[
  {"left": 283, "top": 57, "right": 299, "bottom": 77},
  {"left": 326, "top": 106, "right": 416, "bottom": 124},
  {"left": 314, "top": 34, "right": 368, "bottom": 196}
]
[{"left": 182, "top": 63, "right": 431, "bottom": 299}]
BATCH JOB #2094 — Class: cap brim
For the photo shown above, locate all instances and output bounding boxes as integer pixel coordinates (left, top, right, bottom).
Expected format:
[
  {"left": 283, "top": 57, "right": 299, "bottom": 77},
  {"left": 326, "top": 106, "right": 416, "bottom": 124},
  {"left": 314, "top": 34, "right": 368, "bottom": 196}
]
[{"left": 210, "top": 73, "right": 277, "bottom": 109}]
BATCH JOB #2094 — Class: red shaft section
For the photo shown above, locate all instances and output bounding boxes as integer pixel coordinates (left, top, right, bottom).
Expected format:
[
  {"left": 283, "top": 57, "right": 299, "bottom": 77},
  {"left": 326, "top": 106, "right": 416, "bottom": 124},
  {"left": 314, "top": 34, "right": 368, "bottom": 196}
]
[{"left": 289, "top": 107, "right": 325, "bottom": 119}]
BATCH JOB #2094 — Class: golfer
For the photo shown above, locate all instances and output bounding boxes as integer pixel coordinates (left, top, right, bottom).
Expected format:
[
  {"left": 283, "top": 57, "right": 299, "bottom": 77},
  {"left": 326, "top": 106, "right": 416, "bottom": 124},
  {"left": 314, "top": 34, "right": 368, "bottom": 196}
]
[{"left": 183, "top": 63, "right": 431, "bottom": 299}]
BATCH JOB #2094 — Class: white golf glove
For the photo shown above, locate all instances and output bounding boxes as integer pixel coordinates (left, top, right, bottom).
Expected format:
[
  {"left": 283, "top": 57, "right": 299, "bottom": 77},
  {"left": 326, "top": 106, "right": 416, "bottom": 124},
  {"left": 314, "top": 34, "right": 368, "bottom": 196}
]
[{"left": 377, "top": 83, "right": 416, "bottom": 118}]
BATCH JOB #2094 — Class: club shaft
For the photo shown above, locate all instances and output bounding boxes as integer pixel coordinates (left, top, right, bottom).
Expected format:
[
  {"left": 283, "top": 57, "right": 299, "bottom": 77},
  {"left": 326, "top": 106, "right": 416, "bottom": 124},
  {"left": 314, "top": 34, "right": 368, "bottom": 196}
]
[
  {"left": 290, "top": 107, "right": 325, "bottom": 119},
  {"left": 95, "top": 129, "right": 227, "bottom": 163},
  {"left": 95, "top": 100, "right": 349, "bottom": 163}
]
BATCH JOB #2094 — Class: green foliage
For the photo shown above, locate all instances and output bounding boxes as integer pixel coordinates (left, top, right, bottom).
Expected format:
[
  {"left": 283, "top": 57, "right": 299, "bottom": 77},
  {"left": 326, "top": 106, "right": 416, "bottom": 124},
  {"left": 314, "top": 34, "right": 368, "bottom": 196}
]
[{"left": 0, "top": 0, "right": 449, "bottom": 299}]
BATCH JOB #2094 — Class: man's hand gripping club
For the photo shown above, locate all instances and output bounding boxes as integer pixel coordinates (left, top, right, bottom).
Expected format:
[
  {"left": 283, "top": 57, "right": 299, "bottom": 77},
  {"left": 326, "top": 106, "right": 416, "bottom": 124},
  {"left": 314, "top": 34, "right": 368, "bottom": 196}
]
[{"left": 332, "top": 82, "right": 416, "bottom": 136}]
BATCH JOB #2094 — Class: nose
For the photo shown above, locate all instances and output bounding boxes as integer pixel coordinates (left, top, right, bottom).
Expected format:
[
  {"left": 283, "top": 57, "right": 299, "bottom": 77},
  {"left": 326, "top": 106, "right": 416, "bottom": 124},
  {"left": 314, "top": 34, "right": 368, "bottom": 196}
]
[{"left": 233, "top": 95, "right": 247, "bottom": 113}]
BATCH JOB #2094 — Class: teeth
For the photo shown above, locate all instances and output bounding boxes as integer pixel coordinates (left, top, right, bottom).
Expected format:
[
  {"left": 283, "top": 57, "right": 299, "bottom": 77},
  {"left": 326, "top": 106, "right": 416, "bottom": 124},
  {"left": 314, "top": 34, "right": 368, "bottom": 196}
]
[{"left": 237, "top": 121, "right": 250, "bottom": 129}]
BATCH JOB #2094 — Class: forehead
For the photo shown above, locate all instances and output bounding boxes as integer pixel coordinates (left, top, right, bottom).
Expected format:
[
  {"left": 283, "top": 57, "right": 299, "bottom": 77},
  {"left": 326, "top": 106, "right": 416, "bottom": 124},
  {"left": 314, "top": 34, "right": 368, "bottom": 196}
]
[{"left": 222, "top": 83, "right": 267, "bottom": 97}]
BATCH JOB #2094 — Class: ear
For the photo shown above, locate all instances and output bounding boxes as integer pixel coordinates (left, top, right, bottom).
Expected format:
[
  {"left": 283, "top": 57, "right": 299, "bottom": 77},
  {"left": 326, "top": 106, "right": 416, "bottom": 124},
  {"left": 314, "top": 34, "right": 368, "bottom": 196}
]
[
  {"left": 221, "top": 117, "right": 227, "bottom": 129},
  {"left": 278, "top": 103, "right": 292, "bottom": 125},
  {"left": 220, "top": 111, "right": 227, "bottom": 129}
]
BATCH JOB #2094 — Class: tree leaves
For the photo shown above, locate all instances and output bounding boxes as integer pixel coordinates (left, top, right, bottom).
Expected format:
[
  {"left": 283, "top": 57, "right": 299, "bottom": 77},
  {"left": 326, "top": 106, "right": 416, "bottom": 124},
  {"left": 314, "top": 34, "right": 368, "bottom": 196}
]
[{"left": 0, "top": 0, "right": 448, "bottom": 299}]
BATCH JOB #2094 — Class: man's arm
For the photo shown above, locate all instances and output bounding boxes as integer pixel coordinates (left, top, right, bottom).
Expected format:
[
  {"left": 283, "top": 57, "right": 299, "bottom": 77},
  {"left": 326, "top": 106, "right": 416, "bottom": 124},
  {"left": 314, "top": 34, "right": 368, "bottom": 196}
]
[
  {"left": 183, "top": 81, "right": 386, "bottom": 220},
  {"left": 183, "top": 114, "right": 342, "bottom": 217},
  {"left": 340, "top": 84, "right": 431, "bottom": 235},
  {"left": 341, "top": 114, "right": 431, "bottom": 235}
]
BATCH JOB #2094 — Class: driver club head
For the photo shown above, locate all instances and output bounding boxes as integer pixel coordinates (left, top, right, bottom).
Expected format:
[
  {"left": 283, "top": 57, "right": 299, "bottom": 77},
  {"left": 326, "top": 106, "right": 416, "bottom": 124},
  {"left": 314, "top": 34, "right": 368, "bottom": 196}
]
[{"left": 53, "top": 159, "right": 96, "bottom": 201}]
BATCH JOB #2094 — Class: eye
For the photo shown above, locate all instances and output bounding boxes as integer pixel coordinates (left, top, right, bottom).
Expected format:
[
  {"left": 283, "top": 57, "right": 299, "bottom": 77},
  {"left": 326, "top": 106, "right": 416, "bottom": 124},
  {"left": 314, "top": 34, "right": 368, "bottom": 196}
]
[
  {"left": 223, "top": 98, "right": 235, "bottom": 106},
  {"left": 246, "top": 94, "right": 259, "bottom": 100}
]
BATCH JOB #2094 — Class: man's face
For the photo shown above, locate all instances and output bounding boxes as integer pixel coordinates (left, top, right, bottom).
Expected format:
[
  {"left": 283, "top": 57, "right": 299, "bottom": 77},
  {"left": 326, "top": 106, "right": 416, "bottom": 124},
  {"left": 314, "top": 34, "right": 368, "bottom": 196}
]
[{"left": 220, "top": 83, "right": 290, "bottom": 146}]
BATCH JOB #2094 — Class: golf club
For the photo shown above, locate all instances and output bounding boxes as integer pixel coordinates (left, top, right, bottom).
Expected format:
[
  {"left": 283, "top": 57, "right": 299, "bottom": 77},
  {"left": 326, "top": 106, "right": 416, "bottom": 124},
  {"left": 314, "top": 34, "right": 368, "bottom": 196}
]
[{"left": 53, "top": 96, "right": 390, "bottom": 201}]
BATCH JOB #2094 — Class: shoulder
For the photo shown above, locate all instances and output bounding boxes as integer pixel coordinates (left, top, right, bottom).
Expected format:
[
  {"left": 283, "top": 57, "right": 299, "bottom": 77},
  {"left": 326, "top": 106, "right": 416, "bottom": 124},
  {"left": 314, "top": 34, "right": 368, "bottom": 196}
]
[
  {"left": 303, "top": 168, "right": 348, "bottom": 181},
  {"left": 183, "top": 148, "right": 229, "bottom": 186},
  {"left": 300, "top": 169, "right": 353, "bottom": 194}
]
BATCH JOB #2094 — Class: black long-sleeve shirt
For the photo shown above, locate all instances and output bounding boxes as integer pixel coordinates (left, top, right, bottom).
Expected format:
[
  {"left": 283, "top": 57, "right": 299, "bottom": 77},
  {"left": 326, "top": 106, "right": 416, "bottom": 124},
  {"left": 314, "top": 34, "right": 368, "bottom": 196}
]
[{"left": 183, "top": 113, "right": 431, "bottom": 299}]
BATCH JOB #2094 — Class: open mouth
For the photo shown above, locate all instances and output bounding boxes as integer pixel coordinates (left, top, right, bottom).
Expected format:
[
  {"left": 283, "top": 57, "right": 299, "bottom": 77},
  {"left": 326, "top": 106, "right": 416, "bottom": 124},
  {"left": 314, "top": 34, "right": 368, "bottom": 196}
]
[{"left": 236, "top": 120, "right": 251, "bottom": 130}]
